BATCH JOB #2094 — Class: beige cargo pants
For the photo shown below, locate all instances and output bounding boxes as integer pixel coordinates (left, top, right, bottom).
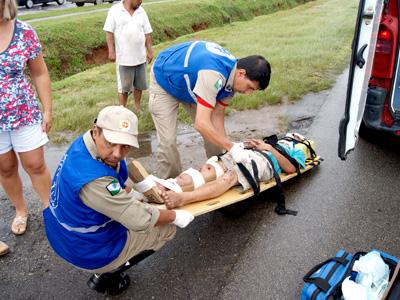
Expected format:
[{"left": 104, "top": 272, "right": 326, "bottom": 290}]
[
  {"left": 89, "top": 224, "right": 176, "bottom": 274},
  {"left": 148, "top": 69, "right": 221, "bottom": 179}
]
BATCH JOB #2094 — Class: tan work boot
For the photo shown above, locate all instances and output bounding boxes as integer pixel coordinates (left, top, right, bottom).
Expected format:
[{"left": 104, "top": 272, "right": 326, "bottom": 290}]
[{"left": 0, "top": 241, "right": 10, "bottom": 256}]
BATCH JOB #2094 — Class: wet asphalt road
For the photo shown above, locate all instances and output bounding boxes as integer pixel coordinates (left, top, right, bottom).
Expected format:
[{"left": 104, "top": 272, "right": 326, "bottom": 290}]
[{"left": 0, "top": 69, "right": 399, "bottom": 299}]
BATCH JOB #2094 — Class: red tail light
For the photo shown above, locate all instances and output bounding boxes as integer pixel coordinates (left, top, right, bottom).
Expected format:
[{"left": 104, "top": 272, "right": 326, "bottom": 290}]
[
  {"left": 376, "top": 30, "right": 392, "bottom": 53},
  {"left": 372, "top": 26, "right": 393, "bottom": 77},
  {"left": 378, "top": 29, "right": 391, "bottom": 40}
]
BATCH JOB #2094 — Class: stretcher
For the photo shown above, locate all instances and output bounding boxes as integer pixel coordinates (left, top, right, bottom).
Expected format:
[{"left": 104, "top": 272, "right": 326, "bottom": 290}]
[{"left": 128, "top": 140, "right": 322, "bottom": 217}]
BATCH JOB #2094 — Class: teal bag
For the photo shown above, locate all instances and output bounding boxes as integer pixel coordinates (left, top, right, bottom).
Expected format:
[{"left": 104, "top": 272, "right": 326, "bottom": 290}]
[{"left": 301, "top": 249, "right": 399, "bottom": 300}]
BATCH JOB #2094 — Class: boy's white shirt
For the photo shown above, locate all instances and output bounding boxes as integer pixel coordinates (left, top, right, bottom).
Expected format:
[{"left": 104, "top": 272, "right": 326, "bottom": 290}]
[{"left": 103, "top": 4, "right": 152, "bottom": 66}]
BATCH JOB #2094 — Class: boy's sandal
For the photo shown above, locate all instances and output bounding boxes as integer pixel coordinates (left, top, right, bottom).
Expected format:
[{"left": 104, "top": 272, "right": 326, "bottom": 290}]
[
  {"left": 11, "top": 215, "right": 28, "bottom": 235},
  {"left": 0, "top": 241, "right": 9, "bottom": 256}
]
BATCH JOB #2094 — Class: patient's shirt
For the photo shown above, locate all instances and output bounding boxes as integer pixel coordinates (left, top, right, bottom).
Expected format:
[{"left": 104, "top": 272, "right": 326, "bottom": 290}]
[{"left": 266, "top": 147, "right": 306, "bottom": 174}]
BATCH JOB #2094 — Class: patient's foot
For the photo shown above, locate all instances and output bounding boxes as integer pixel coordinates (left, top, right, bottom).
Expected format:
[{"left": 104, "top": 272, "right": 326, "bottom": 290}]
[
  {"left": 161, "top": 191, "right": 187, "bottom": 209},
  {"left": 156, "top": 182, "right": 167, "bottom": 192}
]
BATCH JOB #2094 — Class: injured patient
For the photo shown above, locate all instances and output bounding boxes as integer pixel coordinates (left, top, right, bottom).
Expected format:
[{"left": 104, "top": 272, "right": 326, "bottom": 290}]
[{"left": 131, "top": 133, "right": 308, "bottom": 209}]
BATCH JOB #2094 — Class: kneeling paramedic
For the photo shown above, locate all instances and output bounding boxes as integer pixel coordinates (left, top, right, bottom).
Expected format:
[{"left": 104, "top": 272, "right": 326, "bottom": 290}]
[{"left": 43, "top": 106, "right": 193, "bottom": 294}]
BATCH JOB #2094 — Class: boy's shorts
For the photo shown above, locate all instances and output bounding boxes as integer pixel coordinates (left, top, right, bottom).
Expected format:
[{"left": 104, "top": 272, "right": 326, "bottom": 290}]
[
  {"left": 220, "top": 150, "right": 273, "bottom": 192},
  {"left": 116, "top": 63, "right": 148, "bottom": 94},
  {"left": 0, "top": 124, "right": 49, "bottom": 155}
]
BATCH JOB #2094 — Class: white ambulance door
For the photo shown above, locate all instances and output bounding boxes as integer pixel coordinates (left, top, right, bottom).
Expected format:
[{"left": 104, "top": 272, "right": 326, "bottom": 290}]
[{"left": 338, "top": 0, "right": 384, "bottom": 160}]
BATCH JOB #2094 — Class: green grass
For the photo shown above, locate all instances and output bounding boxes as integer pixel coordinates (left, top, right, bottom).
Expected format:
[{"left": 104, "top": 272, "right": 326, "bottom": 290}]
[
  {"left": 49, "top": 0, "right": 358, "bottom": 144},
  {"left": 29, "top": 0, "right": 311, "bottom": 81}
]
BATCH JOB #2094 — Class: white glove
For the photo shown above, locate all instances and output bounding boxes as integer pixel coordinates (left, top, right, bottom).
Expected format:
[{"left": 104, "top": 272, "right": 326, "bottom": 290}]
[
  {"left": 172, "top": 210, "right": 194, "bottom": 228},
  {"left": 128, "top": 190, "right": 147, "bottom": 202},
  {"left": 229, "top": 143, "right": 251, "bottom": 164}
]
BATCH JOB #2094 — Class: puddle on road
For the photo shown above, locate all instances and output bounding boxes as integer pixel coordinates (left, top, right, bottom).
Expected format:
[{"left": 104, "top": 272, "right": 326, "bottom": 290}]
[{"left": 128, "top": 133, "right": 153, "bottom": 158}]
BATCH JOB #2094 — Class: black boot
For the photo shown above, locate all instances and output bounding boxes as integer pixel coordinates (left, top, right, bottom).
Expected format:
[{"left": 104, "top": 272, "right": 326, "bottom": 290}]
[
  {"left": 87, "top": 250, "right": 154, "bottom": 295},
  {"left": 87, "top": 272, "right": 130, "bottom": 296}
]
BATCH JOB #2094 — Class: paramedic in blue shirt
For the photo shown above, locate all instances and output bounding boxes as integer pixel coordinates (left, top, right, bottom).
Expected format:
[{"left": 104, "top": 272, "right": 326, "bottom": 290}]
[
  {"left": 149, "top": 40, "right": 271, "bottom": 179},
  {"left": 43, "top": 105, "right": 194, "bottom": 275}
]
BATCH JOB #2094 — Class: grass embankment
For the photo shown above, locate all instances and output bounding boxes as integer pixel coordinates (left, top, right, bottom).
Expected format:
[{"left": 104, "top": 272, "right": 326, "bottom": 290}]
[
  {"left": 31, "top": 0, "right": 310, "bottom": 81},
  {"left": 50, "top": 0, "right": 358, "bottom": 144}
]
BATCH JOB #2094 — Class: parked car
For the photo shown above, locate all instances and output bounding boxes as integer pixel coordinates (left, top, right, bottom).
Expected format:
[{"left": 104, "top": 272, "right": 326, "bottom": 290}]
[
  {"left": 70, "top": 0, "right": 115, "bottom": 7},
  {"left": 339, "top": 0, "right": 400, "bottom": 160},
  {"left": 18, "top": 0, "right": 65, "bottom": 9}
]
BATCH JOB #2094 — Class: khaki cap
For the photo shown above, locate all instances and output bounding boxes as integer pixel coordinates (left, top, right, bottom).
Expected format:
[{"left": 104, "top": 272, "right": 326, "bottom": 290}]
[{"left": 96, "top": 106, "right": 139, "bottom": 148}]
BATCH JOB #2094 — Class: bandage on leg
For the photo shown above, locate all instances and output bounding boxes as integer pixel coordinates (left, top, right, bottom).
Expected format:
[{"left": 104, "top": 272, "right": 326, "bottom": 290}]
[
  {"left": 128, "top": 161, "right": 164, "bottom": 204},
  {"left": 152, "top": 177, "right": 183, "bottom": 193},
  {"left": 178, "top": 160, "right": 224, "bottom": 192},
  {"left": 182, "top": 168, "right": 205, "bottom": 189},
  {"left": 206, "top": 156, "right": 225, "bottom": 180}
]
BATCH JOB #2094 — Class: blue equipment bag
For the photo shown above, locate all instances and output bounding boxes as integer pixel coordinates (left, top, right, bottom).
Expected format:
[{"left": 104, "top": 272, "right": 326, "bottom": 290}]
[{"left": 301, "top": 249, "right": 399, "bottom": 300}]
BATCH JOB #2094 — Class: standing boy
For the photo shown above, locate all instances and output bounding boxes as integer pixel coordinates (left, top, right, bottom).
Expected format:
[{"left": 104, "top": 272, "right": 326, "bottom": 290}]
[{"left": 104, "top": 0, "right": 153, "bottom": 111}]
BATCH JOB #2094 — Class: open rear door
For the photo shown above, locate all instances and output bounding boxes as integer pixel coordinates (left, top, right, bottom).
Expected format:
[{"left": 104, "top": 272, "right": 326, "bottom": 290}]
[{"left": 338, "top": 0, "right": 384, "bottom": 160}]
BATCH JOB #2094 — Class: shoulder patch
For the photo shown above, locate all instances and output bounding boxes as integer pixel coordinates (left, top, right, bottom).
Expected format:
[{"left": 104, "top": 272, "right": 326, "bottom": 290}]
[
  {"left": 106, "top": 179, "right": 121, "bottom": 196},
  {"left": 214, "top": 78, "right": 223, "bottom": 90}
]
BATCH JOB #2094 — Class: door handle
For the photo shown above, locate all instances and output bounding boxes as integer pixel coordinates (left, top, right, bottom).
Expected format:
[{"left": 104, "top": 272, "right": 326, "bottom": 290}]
[{"left": 356, "top": 44, "right": 368, "bottom": 68}]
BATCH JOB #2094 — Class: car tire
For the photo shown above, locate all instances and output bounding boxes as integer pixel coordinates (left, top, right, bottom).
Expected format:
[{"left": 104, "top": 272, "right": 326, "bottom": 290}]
[
  {"left": 25, "top": 0, "right": 34, "bottom": 8},
  {"left": 94, "top": 0, "right": 103, "bottom": 5},
  {"left": 56, "top": 0, "right": 65, "bottom": 5},
  {"left": 75, "top": 2, "right": 84, "bottom": 6}
]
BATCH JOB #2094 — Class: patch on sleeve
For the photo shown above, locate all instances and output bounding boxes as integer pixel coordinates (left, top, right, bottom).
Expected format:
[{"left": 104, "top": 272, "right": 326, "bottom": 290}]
[
  {"left": 214, "top": 78, "right": 223, "bottom": 91},
  {"left": 106, "top": 179, "right": 121, "bottom": 196}
]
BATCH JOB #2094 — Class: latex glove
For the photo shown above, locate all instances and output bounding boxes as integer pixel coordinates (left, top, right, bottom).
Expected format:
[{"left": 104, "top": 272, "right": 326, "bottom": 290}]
[
  {"left": 229, "top": 143, "right": 251, "bottom": 164},
  {"left": 129, "top": 190, "right": 147, "bottom": 202},
  {"left": 173, "top": 210, "right": 194, "bottom": 228}
]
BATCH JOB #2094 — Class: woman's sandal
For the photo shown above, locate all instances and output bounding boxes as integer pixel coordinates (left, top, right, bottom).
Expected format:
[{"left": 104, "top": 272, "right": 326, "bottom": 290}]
[
  {"left": 0, "top": 241, "right": 9, "bottom": 256},
  {"left": 11, "top": 215, "right": 28, "bottom": 235}
]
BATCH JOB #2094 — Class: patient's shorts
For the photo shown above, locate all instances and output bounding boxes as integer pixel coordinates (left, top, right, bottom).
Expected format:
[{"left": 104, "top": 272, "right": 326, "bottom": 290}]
[{"left": 220, "top": 150, "right": 273, "bottom": 191}]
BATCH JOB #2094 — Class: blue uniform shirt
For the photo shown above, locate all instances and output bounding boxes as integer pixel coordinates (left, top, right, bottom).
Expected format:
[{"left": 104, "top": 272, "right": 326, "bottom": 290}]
[{"left": 153, "top": 41, "right": 236, "bottom": 104}]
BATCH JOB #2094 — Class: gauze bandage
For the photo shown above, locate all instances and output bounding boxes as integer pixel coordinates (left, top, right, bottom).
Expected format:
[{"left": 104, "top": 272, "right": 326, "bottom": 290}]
[
  {"left": 133, "top": 175, "right": 183, "bottom": 193},
  {"left": 155, "top": 178, "right": 183, "bottom": 193},
  {"left": 133, "top": 175, "right": 157, "bottom": 193},
  {"left": 206, "top": 156, "right": 224, "bottom": 178},
  {"left": 182, "top": 168, "right": 205, "bottom": 189}
]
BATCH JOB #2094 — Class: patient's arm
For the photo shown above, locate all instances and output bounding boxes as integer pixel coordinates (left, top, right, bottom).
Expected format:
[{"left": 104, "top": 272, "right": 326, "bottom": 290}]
[
  {"left": 162, "top": 170, "right": 238, "bottom": 209},
  {"left": 244, "top": 139, "right": 296, "bottom": 174}
]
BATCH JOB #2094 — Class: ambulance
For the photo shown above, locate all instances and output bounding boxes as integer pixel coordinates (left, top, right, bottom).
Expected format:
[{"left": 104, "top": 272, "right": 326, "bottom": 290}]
[{"left": 339, "top": 0, "right": 400, "bottom": 160}]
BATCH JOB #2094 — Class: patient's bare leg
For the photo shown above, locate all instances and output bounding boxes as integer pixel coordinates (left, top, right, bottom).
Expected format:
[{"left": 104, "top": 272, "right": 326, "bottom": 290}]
[
  {"left": 162, "top": 170, "right": 238, "bottom": 209},
  {"left": 174, "top": 161, "right": 225, "bottom": 192},
  {"left": 175, "top": 173, "right": 194, "bottom": 192}
]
